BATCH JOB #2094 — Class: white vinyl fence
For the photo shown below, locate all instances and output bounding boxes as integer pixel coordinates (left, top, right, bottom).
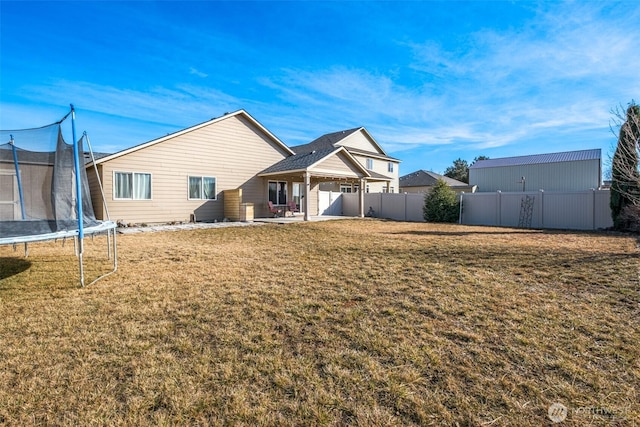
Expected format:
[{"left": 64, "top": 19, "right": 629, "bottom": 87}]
[{"left": 341, "top": 190, "right": 613, "bottom": 230}]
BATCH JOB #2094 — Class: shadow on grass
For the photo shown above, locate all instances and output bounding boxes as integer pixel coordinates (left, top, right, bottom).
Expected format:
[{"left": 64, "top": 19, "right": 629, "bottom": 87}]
[{"left": 0, "top": 257, "right": 32, "bottom": 280}]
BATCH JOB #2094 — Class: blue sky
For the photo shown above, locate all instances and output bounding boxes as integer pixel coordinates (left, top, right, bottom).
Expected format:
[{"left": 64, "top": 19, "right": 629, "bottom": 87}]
[{"left": 1, "top": 1, "right": 639, "bottom": 176}]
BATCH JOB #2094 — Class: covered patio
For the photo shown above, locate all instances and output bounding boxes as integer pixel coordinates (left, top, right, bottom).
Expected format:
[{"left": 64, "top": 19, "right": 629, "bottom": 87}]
[{"left": 257, "top": 146, "right": 390, "bottom": 221}]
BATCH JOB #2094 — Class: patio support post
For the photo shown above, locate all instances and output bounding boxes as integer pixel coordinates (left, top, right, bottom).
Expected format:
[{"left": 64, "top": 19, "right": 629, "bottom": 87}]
[
  {"left": 359, "top": 178, "right": 365, "bottom": 217},
  {"left": 304, "top": 172, "right": 311, "bottom": 221}
]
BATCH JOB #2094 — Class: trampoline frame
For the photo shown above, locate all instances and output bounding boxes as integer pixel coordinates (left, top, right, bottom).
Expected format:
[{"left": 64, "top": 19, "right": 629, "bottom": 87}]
[{"left": 1, "top": 106, "right": 118, "bottom": 287}]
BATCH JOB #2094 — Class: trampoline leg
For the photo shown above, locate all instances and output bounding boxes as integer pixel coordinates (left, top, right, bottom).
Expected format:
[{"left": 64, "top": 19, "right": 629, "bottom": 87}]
[
  {"left": 107, "top": 229, "right": 112, "bottom": 260},
  {"left": 24, "top": 243, "right": 28, "bottom": 258},
  {"left": 79, "top": 252, "right": 85, "bottom": 287}
]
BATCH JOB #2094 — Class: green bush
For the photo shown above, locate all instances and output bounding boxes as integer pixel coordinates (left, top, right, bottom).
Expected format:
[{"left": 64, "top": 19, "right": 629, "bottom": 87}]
[{"left": 423, "top": 179, "right": 460, "bottom": 223}]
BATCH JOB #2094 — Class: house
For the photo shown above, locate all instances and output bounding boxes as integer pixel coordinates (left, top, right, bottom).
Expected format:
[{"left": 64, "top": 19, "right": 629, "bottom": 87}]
[
  {"left": 469, "top": 149, "right": 602, "bottom": 192},
  {"left": 87, "top": 110, "right": 381, "bottom": 224},
  {"left": 289, "top": 128, "right": 400, "bottom": 194},
  {"left": 399, "top": 170, "right": 477, "bottom": 194}
]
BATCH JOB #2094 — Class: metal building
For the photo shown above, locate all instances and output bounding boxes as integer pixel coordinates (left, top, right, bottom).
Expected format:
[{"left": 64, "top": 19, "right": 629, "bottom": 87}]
[{"left": 469, "top": 149, "right": 601, "bottom": 192}]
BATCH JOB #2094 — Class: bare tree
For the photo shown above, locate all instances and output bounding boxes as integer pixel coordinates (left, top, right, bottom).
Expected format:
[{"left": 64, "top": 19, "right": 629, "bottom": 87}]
[{"left": 610, "top": 102, "right": 640, "bottom": 228}]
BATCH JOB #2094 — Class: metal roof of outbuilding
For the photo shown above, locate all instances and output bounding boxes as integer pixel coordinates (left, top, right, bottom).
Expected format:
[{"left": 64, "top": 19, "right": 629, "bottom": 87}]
[{"left": 469, "top": 149, "right": 601, "bottom": 169}]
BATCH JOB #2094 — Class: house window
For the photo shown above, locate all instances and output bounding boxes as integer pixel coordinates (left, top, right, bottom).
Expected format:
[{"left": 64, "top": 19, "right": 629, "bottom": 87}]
[
  {"left": 388, "top": 162, "right": 394, "bottom": 173},
  {"left": 390, "top": 187, "right": 394, "bottom": 193},
  {"left": 188, "top": 176, "right": 216, "bottom": 200},
  {"left": 340, "top": 184, "right": 352, "bottom": 193},
  {"left": 382, "top": 187, "right": 388, "bottom": 193},
  {"left": 366, "top": 158, "right": 374, "bottom": 170},
  {"left": 114, "top": 172, "right": 151, "bottom": 200},
  {"left": 268, "top": 181, "right": 287, "bottom": 205},
  {"left": 366, "top": 185, "right": 370, "bottom": 193}
]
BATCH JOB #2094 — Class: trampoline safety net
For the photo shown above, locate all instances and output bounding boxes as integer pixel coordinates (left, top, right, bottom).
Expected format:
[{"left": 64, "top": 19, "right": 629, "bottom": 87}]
[{"left": 0, "top": 107, "right": 117, "bottom": 287}]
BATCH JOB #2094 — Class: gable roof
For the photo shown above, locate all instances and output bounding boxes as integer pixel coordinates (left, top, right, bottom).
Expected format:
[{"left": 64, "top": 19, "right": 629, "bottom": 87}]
[
  {"left": 259, "top": 146, "right": 370, "bottom": 177},
  {"left": 290, "top": 127, "right": 399, "bottom": 162},
  {"left": 400, "top": 170, "right": 469, "bottom": 188},
  {"left": 93, "top": 109, "right": 294, "bottom": 164},
  {"left": 469, "top": 149, "right": 601, "bottom": 169}
]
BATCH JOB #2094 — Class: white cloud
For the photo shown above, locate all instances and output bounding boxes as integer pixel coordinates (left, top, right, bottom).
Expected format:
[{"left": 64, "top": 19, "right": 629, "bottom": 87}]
[{"left": 189, "top": 67, "right": 208, "bottom": 78}]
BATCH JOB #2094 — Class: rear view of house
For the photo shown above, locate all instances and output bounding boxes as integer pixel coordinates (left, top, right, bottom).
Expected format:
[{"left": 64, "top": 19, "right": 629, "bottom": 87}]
[
  {"left": 88, "top": 110, "right": 294, "bottom": 224},
  {"left": 88, "top": 110, "right": 388, "bottom": 224}
]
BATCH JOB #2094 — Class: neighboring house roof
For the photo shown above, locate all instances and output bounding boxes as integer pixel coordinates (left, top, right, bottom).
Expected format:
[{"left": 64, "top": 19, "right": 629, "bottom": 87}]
[
  {"left": 290, "top": 127, "right": 399, "bottom": 162},
  {"left": 93, "top": 109, "right": 294, "bottom": 164},
  {"left": 259, "top": 146, "right": 371, "bottom": 178},
  {"left": 469, "top": 149, "right": 601, "bottom": 169},
  {"left": 399, "top": 170, "right": 468, "bottom": 188}
]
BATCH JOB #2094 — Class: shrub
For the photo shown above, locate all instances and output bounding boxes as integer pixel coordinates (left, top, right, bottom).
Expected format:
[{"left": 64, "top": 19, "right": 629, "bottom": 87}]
[
  {"left": 615, "top": 204, "right": 640, "bottom": 232},
  {"left": 423, "top": 179, "right": 460, "bottom": 223}
]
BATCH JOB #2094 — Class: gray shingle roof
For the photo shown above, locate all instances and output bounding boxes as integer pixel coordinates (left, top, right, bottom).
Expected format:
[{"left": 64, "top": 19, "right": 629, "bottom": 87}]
[
  {"left": 291, "top": 128, "right": 398, "bottom": 161},
  {"left": 290, "top": 128, "right": 361, "bottom": 154},
  {"left": 259, "top": 147, "right": 339, "bottom": 174},
  {"left": 469, "top": 149, "right": 601, "bottom": 169},
  {"left": 400, "top": 170, "right": 468, "bottom": 187}
]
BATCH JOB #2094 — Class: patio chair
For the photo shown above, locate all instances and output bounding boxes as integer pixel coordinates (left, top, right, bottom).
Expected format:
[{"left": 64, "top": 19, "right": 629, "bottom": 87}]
[
  {"left": 287, "top": 201, "right": 300, "bottom": 216},
  {"left": 268, "top": 201, "right": 283, "bottom": 217}
]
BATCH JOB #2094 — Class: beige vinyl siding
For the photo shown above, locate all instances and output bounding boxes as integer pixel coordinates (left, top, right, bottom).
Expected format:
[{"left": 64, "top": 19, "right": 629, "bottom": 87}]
[
  {"left": 86, "top": 164, "right": 105, "bottom": 220},
  {"left": 400, "top": 186, "right": 430, "bottom": 194},
  {"left": 351, "top": 153, "right": 400, "bottom": 193},
  {"left": 98, "top": 114, "right": 289, "bottom": 223},
  {"left": 336, "top": 131, "right": 384, "bottom": 154},
  {"left": 310, "top": 152, "right": 363, "bottom": 178},
  {"left": 470, "top": 159, "right": 601, "bottom": 192},
  {"left": 309, "top": 180, "right": 320, "bottom": 215}
]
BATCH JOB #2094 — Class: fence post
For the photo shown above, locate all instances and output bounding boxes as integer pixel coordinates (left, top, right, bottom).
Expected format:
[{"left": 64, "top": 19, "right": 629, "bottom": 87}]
[
  {"left": 497, "top": 191, "right": 502, "bottom": 226},
  {"left": 404, "top": 193, "right": 408, "bottom": 221},
  {"left": 539, "top": 189, "right": 544, "bottom": 228},
  {"left": 592, "top": 188, "right": 596, "bottom": 230},
  {"left": 459, "top": 192, "right": 463, "bottom": 224}
]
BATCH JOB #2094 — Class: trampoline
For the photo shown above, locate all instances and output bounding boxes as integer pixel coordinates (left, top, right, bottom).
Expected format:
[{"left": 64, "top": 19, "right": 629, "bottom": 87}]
[{"left": 0, "top": 105, "right": 117, "bottom": 286}]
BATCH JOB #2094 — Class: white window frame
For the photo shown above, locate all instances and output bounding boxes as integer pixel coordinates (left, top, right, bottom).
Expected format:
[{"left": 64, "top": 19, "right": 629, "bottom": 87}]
[
  {"left": 188, "top": 176, "right": 217, "bottom": 201},
  {"left": 366, "top": 158, "right": 374, "bottom": 170},
  {"left": 340, "top": 184, "right": 352, "bottom": 193},
  {"left": 113, "top": 171, "right": 152, "bottom": 200},
  {"left": 388, "top": 162, "right": 394, "bottom": 173}
]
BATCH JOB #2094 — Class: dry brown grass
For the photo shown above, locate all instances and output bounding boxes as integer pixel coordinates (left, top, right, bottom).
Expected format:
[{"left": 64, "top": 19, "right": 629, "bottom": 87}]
[{"left": 0, "top": 219, "right": 638, "bottom": 426}]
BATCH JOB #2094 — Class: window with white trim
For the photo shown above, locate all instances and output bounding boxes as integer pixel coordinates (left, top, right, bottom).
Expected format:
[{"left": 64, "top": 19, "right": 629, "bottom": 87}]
[
  {"left": 114, "top": 172, "right": 151, "bottom": 200},
  {"left": 366, "top": 184, "right": 370, "bottom": 193},
  {"left": 388, "top": 162, "right": 394, "bottom": 173},
  {"left": 340, "top": 184, "right": 352, "bottom": 193},
  {"left": 268, "top": 181, "right": 287, "bottom": 205},
  {"left": 188, "top": 176, "right": 216, "bottom": 200},
  {"left": 366, "top": 158, "right": 374, "bottom": 170}
]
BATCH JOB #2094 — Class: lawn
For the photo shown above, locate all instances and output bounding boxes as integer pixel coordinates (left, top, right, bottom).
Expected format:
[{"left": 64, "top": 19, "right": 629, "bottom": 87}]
[{"left": 0, "top": 219, "right": 638, "bottom": 426}]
